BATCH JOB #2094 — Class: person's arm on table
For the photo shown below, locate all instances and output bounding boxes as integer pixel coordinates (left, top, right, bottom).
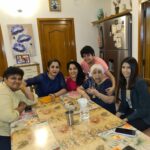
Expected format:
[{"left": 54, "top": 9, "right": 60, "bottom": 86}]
[
  {"left": 92, "top": 89, "right": 115, "bottom": 104},
  {"left": 77, "top": 86, "right": 91, "bottom": 100}
]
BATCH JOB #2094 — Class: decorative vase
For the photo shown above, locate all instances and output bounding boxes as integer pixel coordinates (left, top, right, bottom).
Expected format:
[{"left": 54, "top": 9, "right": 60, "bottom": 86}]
[
  {"left": 122, "top": 4, "right": 127, "bottom": 11},
  {"left": 115, "top": 7, "right": 119, "bottom": 14},
  {"left": 97, "top": 8, "right": 104, "bottom": 20}
]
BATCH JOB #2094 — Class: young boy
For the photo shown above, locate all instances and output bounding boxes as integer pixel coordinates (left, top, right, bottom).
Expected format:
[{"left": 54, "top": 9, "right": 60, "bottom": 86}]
[
  {"left": 80, "top": 45, "right": 115, "bottom": 95},
  {"left": 0, "top": 67, "right": 37, "bottom": 150}
]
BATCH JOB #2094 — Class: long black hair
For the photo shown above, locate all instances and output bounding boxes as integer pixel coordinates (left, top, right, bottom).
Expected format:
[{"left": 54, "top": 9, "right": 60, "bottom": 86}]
[
  {"left": 67, "top": 60, "right": 85, "bottom": 86},
  {"left": 119, "top": 57, "right": 138, "bottom": 89}
]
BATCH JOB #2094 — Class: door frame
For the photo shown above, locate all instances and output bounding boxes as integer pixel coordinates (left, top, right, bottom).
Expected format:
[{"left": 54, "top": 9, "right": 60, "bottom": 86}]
[
  {"left": 37, "top": 18, "right": 76, "bottom": 72},
  {"left": 0, "top": 25, "right": 8, "bottom": 75},
  {"left": 138, "top": 0, "right": 150, "bottom": 84}
]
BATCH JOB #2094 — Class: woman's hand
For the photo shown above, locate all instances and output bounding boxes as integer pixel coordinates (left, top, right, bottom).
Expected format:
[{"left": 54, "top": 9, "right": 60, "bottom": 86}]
[
  {"left": 105, "top": 86, "right": 114, "bottom": 96},
  {"left": 77, "top": 86, "right": 91, "bottom": 100},
  {"left": 123, "top": 118, "right": 128, "bottom": 122},
  {"left": 80, "top": 91, "right": 91, "bottom": 100},
  {"left": 116, "top": 112, "right": 122, "bottom": 118},
  {"left": 49, "top": 94, "right": 56, "bottom": 100},
  {"left": 86, "top": 88, "right": 97, "bottom": 95}
]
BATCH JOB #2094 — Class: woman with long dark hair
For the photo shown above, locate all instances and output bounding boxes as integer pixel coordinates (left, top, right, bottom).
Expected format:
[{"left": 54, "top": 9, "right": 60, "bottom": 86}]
[
  {"left": 116, "top": 57, "right": 150, "bottom": 131},
  {"left": 66, "top": 60, "right": 85, "bottom": 91}
]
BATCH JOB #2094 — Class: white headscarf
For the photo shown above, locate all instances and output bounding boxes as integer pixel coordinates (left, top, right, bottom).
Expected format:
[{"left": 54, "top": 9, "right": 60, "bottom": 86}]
[{"left": 89, "top": 64, "right": 104, "bottom": 77}]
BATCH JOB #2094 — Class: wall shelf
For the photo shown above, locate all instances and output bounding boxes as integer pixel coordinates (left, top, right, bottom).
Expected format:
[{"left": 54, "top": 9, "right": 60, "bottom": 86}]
[{"left": 92, "top": 9, "right": 132, "bottom": 25}]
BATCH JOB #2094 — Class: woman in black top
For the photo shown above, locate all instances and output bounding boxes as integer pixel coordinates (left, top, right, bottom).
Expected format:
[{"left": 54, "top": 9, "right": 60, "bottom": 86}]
[{"left": 116, "top": 57, "right": 150, "bottom": 131}]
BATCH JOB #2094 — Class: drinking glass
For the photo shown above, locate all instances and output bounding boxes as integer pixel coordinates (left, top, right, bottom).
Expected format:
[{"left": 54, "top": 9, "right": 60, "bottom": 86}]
[{"left": 77, "top": 98, "right": 89, "bottom": 121}]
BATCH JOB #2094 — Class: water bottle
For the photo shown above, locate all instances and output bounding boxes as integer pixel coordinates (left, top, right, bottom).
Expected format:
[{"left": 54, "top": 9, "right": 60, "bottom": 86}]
[
  {"left": 78, "top": 98, "right": 89, "bottom": 121},
  {"left": 80, "top": 107, "right": 89, "bottom": 121}
]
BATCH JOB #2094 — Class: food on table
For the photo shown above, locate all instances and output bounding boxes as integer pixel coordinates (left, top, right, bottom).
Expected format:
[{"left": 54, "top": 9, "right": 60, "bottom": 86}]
[
  {"left": 39, "top": 96, "right": 52, "bottom": 104},
  {"left": 90, "top": 116, "right": 100, "bottom": 124},
  {"left": 59, "top": 125, "right": 69, "bottom": 133}
]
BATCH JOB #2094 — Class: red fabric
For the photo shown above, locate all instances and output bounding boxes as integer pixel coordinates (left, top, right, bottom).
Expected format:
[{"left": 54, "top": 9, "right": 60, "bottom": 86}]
[{"left": 66, "top": 77, "right": 78, "bottom": 91}]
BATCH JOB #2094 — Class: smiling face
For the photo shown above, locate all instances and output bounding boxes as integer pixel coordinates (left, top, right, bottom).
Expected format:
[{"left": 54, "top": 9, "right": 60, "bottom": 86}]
[
  {"left": 121, "top": 62, "right": 131, "bottom": 80},
  {"left": 4, "top": 75, "right": 22, "bottom": 91},
  {"left": 92, "top": 69, "right": 104, "bottom": 84},
  {"left": 68, "top": 64, "right": 78, "bottom": 80},
  {"left": 48, "top": 61, "right": 60, "bottom": 77},
  {"left": 83, "top": 53, "right": 94, "bottom": 65}
]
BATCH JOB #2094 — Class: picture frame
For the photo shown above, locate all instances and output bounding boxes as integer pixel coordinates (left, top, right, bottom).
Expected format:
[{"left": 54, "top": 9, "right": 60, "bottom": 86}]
[
  {"left": 7, "top": 24, "right": 36, "bottom": 56},
  {"left": 16, "top": 54, "right": 30, "bottom": 64},
  {"left": 49, "top": 0, "right": 61, "bottom": 11}
]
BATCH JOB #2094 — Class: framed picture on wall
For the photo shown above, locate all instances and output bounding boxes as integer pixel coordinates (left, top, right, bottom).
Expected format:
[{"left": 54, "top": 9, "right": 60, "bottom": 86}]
[
  {"left": 16, "top": 54, "right": 30, "bottom": 64},
  {"left": 7, "top": 24, "right": 36, "bottom": 56},
  {"left": 49, "top": 0, "right": 61, "bottom": 11}
]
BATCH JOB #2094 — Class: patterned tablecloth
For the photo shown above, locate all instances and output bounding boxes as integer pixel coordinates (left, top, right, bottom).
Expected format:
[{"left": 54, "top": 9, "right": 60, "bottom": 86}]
[
  {"left": 98, "top": 123, "right": 150, "bottom": 150},
  {"left": 11, "top": 92, "right": 150, "bottom": 150}
]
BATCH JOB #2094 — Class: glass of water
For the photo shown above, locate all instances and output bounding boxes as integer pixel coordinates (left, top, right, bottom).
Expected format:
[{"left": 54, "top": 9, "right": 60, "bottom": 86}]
[{"left": 80, "top": 106, "right": 89, "bottom": 121}]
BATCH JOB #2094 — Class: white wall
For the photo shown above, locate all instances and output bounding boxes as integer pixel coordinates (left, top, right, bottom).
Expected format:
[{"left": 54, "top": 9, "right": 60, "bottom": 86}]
[
  {"left": 111, "top": 0, "right": 139, "bottom": 59},
  {"left": 0, "top": 0, "right": 111, "bottom": 71}
]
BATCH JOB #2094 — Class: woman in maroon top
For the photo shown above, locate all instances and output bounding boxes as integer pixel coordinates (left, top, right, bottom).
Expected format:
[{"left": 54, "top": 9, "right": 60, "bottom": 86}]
[{"left": 66, "top": 61, "right": 85, "bottom": 91}]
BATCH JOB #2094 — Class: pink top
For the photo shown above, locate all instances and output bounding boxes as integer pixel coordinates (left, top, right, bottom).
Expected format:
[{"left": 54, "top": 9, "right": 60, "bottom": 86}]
[
  {"left": 80, "top": 56, "right": 108, "bottom": 74},
  {"left": 66, "top": 77, "right": 78, "bottom": 91}
]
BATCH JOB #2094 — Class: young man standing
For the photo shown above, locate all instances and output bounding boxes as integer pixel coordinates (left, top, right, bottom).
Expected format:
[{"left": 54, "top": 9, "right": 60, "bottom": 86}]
[{"left": 80, "top": 45, "right": 115, "bottom": 95}]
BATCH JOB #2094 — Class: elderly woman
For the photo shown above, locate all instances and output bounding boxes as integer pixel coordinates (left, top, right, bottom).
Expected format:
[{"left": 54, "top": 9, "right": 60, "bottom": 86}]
[
  {"left": 77, "top": 64, "right": 116, "bottom": 114},
  {"left": 0, "top": 67, "right": 37, "bottom": 150}
]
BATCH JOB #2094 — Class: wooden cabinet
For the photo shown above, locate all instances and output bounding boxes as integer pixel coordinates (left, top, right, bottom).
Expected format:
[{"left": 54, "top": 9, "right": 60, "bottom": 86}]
[{"left": 14, "top": 63, "right": 40, "bottom": 79}]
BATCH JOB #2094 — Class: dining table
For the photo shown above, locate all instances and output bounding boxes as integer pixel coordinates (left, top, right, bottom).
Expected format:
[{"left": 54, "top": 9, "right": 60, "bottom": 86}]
[{"left": 11, "top": 91, "right": 150, "bottom": 150}]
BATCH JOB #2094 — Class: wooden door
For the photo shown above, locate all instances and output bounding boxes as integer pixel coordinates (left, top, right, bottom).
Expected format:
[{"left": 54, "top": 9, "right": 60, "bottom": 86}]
[
  {"left": 37, "top": 18, "right": 76, "bottom": 76},
  {"left": 0, "top": 25, "right": 8, "bottom": 77},
  {"left": 139, "top": 1, "right": 150, "bottom": 90}
]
